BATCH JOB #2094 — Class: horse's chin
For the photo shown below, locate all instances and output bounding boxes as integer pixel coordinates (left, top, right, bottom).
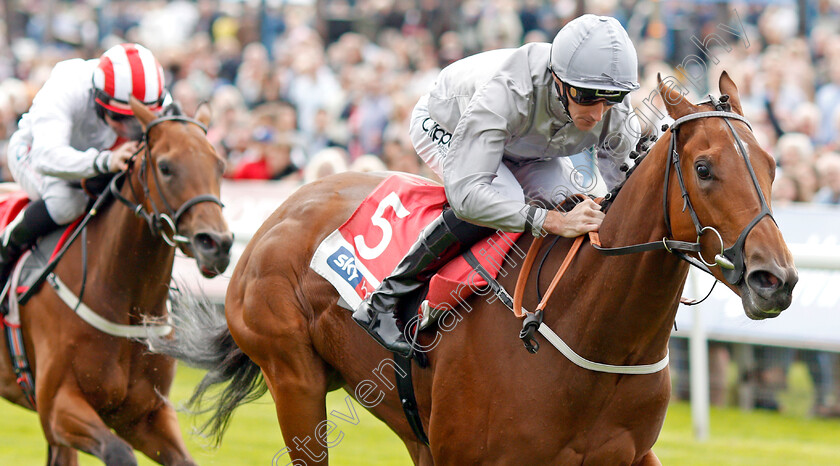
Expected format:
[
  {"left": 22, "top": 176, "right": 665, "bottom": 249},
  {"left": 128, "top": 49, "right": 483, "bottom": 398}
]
[
  {"left": 740, "top": 287, "right": 790, "bottom": 320},
  {"left": 196, "top": 258, "right": 229, "bottom": 278},
  {"left": 198, "top": 265, "right": 220, "bottom": 278},
  {"left": 181, "top": 238, "right": 231, "bottom": 279}
]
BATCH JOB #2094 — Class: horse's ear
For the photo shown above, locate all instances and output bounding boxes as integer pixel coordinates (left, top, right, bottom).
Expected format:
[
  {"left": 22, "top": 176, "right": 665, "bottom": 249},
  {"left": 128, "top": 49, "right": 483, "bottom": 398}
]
[
  {"left": 129, "top": 96, "right": 156, "bottom": 129},
  {"left": 656, "top": 73, "right": 696, "bottom": 119},
  {"left": 718, "top": 71, "right": 744, "bottom": 116},
  {"left": 194, "top": 102, "right": 211, "bottom": 128}
]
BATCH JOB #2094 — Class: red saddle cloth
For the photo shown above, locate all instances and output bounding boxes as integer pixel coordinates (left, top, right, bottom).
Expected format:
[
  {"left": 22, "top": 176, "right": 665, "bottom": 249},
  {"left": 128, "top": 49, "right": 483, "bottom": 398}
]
[
  {"left": 0, "top": 191, "right": 81, "bottom": 276},
  {"left": 0, "top": 192, "right": 29, "bottom": 230},
  {"left": 323, "top": 174, "right": 522, "bottom": 314}
]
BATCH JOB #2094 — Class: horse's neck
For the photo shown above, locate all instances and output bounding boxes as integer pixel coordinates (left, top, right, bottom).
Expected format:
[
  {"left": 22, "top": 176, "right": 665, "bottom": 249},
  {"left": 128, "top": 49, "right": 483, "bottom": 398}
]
[
  {"left": 539, "top": 141, "right": 688, "bottom": 357},
  {"left": 87, "top": 184, "right": 175, "bottom": 315}
]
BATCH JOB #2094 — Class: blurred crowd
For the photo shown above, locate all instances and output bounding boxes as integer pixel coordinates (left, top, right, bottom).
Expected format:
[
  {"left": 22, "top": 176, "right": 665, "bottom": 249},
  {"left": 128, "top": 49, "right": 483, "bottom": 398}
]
[
  {"left": 0, "top": 0, "right": 839, "bottom": 415},
  {"left": 0, "top": 0, "right": 834, "bottom": 195},
  {"left": 0, "top": 0, "right": 839, "bottom": 198}
]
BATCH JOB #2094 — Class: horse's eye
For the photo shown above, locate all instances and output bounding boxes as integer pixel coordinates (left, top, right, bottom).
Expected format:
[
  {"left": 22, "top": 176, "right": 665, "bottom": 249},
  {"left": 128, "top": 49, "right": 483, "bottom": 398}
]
[
  {"left": 695, "top": 162, "right": 712, "bottom": 180},
  {"left": 158, "top": 160, "right": 173, "bottom": 177}
]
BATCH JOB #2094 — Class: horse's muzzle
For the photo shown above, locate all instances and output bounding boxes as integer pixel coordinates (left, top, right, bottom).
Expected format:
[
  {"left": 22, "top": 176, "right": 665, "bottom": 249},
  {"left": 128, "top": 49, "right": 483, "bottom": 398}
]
[
  {"left": 743, "top": 264, "right": 798, "bottom": 319},
  {"left": 191, "top": 230, "right": 233, "bottom": 278}
]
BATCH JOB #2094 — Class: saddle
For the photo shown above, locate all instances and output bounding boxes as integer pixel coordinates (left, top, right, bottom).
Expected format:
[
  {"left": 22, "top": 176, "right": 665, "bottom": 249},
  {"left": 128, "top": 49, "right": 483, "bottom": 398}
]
[
  {"left": 0, "top": 192, "right": 83, "bottom": 316},
  {"left": 310, "top": 174, "right": 522, "bottom": 329}
]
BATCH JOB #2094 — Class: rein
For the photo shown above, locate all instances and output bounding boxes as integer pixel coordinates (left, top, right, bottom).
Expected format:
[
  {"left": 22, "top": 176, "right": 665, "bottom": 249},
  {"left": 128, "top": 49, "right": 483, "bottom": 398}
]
[{"left": 110, "top": 115, "right": 223, "bottom": 246}]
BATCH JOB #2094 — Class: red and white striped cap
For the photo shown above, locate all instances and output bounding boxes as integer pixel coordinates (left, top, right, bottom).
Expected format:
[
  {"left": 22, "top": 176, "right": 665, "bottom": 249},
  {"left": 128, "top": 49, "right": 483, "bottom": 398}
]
[{"left": 92, "top": 43, "right": 165, "bottom": 115}]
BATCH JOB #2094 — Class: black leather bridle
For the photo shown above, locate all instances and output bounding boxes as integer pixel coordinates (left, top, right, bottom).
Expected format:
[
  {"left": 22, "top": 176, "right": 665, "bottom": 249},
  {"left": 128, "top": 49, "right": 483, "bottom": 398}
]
[
  {"left": 110, "top": 115, "right": 224, "bottom": 247},
  {"left": 593, "top": 96, "right": 775, "bottom": 286}
]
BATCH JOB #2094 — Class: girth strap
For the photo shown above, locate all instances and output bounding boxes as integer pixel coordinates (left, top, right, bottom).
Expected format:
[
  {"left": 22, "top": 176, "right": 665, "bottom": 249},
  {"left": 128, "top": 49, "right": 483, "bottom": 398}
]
[
  {"left": 393, "top": 353, "right": 429, "bottom": 445},
  {"left": 4, "top": 254, "right": 36, "bottom": 407}
]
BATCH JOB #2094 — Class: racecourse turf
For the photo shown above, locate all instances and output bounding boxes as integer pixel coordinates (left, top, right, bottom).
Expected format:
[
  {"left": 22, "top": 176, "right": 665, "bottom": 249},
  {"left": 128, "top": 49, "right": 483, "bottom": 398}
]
[{"left": 1, "top": 365, "right": 839, "bottom": 465}]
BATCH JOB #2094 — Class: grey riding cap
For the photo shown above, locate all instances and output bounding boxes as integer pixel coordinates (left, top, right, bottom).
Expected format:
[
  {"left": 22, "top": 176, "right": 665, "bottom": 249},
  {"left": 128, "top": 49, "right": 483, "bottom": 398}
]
[{"left": 550, "top": 15, "right": 641, "bottom": 92}]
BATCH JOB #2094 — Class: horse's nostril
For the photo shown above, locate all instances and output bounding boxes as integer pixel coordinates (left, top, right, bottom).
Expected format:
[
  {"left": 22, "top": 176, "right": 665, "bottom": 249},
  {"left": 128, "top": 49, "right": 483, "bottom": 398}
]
[
  {"left": 194, "top": 231, "right": 233, "bottom": 256},
  {"left": 194, "top": 233, "right": 218, "bottom": 253},
  {"left": 748, "top": 270, "right": 782, "bottom": 291}
]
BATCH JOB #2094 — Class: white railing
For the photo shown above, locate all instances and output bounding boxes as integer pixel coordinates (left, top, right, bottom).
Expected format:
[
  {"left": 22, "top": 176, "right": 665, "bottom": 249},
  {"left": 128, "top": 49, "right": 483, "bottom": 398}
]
[{"left": 684, "top": 242, "right": 840, "bottom": 440}]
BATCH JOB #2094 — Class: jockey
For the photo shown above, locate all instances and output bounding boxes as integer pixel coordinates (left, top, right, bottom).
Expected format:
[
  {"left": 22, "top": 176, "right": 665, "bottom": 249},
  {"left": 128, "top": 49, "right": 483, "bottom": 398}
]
[
  {"left": 353, "top": 15, "right": 642, "bottom": 355},
  {"left": 0, "top": 43, "right": 168, "bottom": 283}
]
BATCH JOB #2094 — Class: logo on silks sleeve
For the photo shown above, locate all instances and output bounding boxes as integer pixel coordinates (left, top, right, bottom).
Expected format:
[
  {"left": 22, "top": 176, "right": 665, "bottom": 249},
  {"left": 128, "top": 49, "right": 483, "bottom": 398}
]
[{"left": 328, "top": 247, "right": 374, "bottom": 298}]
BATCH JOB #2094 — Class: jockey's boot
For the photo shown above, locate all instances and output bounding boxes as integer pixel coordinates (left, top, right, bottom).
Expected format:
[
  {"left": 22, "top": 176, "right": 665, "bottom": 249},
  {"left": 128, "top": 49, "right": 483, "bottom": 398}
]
[
  {"left": 0, "top": 199, "right": 59, "bottom": 285},
  {"left": 352, "top": 209, "right": 494, "bottom": 356}
]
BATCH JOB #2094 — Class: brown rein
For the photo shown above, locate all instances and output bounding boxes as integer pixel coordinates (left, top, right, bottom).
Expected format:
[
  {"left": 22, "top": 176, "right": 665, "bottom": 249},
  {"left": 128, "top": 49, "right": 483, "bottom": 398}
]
[{"left": 512, "top": 234, "right": 586, "bottom": 318}]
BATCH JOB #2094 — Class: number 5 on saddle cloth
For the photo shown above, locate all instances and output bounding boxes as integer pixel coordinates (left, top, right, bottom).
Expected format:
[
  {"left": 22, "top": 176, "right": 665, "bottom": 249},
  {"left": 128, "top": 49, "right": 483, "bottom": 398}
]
[{"left": 310, "top": 174, "right": 523, "bottom": 332}]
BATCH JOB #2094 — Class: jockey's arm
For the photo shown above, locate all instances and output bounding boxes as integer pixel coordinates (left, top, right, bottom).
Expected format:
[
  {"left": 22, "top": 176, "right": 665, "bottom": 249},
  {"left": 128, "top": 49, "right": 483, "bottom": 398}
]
[
  {"left": 25, "top": 61, "right": 115, "bottom": 180},
  {"left": 28, "top": 109, "right": 112, "bottom": 180},
  {"left": 440, "top": 77, "right": 549, "bottom": 235}
]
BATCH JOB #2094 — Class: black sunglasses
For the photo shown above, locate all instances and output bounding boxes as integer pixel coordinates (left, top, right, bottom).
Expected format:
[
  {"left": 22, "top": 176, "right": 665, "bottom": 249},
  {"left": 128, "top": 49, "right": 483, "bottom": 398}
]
[
  {"left": 105, "top": 109, "right": 135, "bottom": 122},
  {"left": 565, "top": 83, "right": 628, "bottom": 106}
]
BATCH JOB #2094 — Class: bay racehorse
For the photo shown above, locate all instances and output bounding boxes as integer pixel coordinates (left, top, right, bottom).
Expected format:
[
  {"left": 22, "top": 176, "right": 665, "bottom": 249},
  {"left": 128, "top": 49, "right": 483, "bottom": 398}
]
[
  {"left": 0, "top": 97, "right": 232, "bottom": 465},
  {"left": 159, "top": 72, "right": 796, "bottom": 465}
]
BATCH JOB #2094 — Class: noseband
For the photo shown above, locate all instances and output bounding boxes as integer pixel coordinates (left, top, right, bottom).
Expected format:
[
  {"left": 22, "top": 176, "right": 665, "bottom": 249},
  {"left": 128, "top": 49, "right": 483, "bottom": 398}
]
[
  {"left": 110, "top": 115, "right": 224, "bottom": 247},
  {"left": 593, "top": 96, "right": 774, "bottom": 286}
]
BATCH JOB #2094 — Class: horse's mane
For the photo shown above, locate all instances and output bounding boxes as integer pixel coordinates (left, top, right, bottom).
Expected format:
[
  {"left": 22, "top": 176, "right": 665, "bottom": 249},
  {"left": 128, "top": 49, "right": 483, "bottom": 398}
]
[
  {"left": 547, "top": 145, "right": 653, "bottom": 216},
  {"left": 599, "top": 134, "right": 655, "bottom": 213}
]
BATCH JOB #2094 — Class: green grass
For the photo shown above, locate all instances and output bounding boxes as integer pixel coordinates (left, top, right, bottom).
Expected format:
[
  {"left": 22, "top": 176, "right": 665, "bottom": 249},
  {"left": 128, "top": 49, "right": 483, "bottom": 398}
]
[{"left": 1, "top": 366, "right": 839, "bottom": 465}]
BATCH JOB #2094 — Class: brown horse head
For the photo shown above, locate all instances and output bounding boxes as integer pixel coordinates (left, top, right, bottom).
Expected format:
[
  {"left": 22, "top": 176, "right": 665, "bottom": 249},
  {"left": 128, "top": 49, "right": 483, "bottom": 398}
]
[
  {"left": 129, "top": 97, "right": 232, "bottom": 277},
  {"left": 657, "top": 71, "right": 797, "bottom": 318}
]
